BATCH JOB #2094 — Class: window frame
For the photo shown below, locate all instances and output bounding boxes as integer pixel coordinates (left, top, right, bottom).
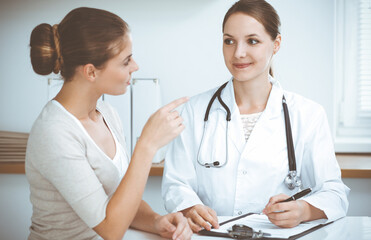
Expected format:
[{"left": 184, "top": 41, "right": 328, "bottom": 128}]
[{"left": 334, "top": 0, "right": 371, "bottom": 153}]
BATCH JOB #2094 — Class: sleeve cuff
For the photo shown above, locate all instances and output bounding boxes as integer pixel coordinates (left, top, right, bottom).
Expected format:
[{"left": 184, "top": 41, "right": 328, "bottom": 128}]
[
  {"left": 301, "top": 191, "right": 348, "bottom": 223},
  {"left": 70, "top": 186, "right": 110, "bottom": 228},
  {"left": 164, "top": 187, "right": 204, "bottom": 213}
]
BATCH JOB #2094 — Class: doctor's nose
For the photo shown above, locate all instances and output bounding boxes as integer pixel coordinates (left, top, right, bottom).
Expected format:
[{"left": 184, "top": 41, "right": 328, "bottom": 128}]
[{"left": 234, "top": 43, "right": 247, "bottom": 58}]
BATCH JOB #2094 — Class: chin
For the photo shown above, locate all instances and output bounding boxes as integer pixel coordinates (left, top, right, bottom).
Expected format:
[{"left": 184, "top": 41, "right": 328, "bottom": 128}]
[
  {"left": 118, "top": 88, "right": 128, "bottom": 95},
  {"left": 233, "top": 69, "right": 266, "bottom": 82},
  {"left": 232, "top": 73, "right": 254, "bottom": 82},
  {"left": 108, "top": 88, "right": 128, "bottom": 96}
]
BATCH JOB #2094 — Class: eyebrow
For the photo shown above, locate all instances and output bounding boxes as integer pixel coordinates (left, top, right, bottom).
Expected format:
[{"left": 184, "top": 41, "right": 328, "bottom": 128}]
[
  {"left": 223, "top": 33, "right": 259, "bottom": 38},
  {"left": 123, "top": 54, "right": 132, "bottom": 61}
]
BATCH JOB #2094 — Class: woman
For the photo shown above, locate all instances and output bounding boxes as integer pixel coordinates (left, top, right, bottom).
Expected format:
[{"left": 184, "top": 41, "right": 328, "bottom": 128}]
[
  {"left": 162, "top": 0, "right": 349, "bottom": 232},
  {"left": 26, "top": 7, "right": 192, "bottom": 240}
]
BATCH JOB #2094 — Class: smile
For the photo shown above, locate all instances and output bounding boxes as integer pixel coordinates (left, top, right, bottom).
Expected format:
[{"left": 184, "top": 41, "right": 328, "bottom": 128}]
[{"left": 233, "top": 63, "right": 252, "bottom": 69}]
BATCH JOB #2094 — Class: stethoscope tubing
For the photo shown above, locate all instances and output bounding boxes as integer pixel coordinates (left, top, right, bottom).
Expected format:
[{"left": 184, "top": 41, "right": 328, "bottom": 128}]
[
  {"left": 196, "top": 81, "right": 301, "bottom": 189},
  {"left": 282, "top": 96, "right": 296, "bottom": 172}
]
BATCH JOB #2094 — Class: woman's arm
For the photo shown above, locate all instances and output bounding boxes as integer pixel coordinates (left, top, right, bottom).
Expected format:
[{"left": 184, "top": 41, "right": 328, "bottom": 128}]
[
  {"left": 93, "top": 97, "right": 189, "bottom": 240},
  {"left": 131, "top": 200, "right": 192, "bottom": 240},
  {"left": 130, "top": 200, "right": 161, "bottom": 233},
  {"left": 93, "top": 140, "right": 155, "bottom": 239}
]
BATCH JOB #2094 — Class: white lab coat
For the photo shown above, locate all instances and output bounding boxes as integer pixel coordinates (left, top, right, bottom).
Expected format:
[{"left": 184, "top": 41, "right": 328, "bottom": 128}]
[{"left": 162, "top": 77, "right": 349, "bottom": 222}]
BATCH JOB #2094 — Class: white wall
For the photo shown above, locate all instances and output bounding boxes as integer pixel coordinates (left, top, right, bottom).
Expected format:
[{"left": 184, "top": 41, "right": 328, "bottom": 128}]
[
  {"left": 0, "top": 0, "right": 336, "bottom": 133},
  {"left": 1, "top": 0, "right": 370, "bottom": 239}
]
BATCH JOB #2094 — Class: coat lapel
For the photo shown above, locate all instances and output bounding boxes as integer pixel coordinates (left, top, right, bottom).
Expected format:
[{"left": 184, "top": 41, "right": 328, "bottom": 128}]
[
  {"left": 209, "top": 80, "right": 245, "bottom": 154},
  {"left": 208, "top": 77, "right": 284, "bottom": 155},
  {"left": 241, "top": 77, "right": 284, "bottom": 156}
]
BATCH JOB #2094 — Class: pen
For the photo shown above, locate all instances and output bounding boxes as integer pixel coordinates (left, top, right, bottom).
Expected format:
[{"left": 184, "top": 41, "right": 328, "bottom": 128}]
[{"left": 279, "top": 188, "right": 312, "bottom": 203}]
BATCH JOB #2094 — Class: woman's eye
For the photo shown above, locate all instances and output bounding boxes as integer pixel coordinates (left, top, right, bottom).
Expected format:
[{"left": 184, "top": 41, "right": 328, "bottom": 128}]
[
  {"left": 124, "top": 58, "right": 131, "bottom": 66},
  {"left": 224, "top": 39, "right": 234, "bottom": 45},
  {"left": 248, "top": 39, "right": 259, "bottom": 45}
]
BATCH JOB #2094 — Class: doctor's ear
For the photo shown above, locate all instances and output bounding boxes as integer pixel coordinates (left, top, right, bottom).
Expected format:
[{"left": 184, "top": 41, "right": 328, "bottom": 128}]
[
  {"left": 82, "top": 64, "right": 98, "bottom": 82},
  {"left": 273, "top": 34, "right": 281, "bottom": 55}
]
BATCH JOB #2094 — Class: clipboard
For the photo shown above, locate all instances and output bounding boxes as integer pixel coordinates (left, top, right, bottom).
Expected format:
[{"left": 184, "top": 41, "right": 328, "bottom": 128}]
[{"left": 198, "top": 213, "right": 333, "bottom": 239}]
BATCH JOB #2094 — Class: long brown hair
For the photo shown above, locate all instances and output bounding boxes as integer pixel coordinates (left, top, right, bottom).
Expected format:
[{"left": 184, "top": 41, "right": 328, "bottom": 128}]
[
  {"left": 222, "top": 0, "right": 281, "bottom": 76},
  {"left": 30, "top": 7, "right": 129, "bottom": 81}
]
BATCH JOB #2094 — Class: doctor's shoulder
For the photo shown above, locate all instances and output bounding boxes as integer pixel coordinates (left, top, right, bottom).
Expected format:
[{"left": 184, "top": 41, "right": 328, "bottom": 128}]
[
  {"left": 182, "top": 86, "right": 219, "bottom": 115},
  {"left": 186, "top": 87, "right": 219, "bottom": 112},
  {"left": 283, "top": 90, "right": 329, "bottom": 128}
]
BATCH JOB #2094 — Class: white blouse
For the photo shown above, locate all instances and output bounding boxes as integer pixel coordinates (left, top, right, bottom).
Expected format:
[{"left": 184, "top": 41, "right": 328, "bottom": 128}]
[{"left": 240, "top": 112, "right": 262, "bottom": 141}]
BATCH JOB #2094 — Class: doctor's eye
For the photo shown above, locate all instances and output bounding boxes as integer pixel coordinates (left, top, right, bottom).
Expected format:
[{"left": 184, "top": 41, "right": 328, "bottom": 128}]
[
  {"left": 248, "top": 39, "right": 259, "bottom": 45},
  {"left": 224, "top": 38, "right": 235, "bottom": 45}
]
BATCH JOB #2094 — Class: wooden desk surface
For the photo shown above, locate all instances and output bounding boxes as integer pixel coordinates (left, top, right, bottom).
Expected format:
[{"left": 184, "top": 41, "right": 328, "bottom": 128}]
[
  {"left": 2, "top": 155, "right": 371, "bottom": 178},
  {"left": 0, "top": 131, "right": 370, "bottom": 178},
  {"left": 336, "top": 154, "right": 371, "bottom": 178}
]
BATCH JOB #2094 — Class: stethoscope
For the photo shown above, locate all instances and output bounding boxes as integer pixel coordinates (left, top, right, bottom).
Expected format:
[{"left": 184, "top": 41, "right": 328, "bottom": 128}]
[{"left": 197, "top": 81, "right": 302, "bottom": 190}]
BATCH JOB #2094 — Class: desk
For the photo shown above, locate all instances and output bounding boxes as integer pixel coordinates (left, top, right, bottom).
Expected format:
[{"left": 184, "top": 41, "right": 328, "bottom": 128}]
[
  {"left": 123, "top": 217, "right": 371, "bottom": 240},
  {"left": 1, "top": 130, "right": 371, "bottom": 178}
]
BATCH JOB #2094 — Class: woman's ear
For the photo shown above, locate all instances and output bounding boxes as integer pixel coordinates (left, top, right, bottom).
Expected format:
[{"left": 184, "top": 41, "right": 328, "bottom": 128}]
[
  {"left": 82, "top": 64, "right": 97, "bottom": 82},
  {"left": 273, "top": 34, "right": 281, "bottom": 55}
]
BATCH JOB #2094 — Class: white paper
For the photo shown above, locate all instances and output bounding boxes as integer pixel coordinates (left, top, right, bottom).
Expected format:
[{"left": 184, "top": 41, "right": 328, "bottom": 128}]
[{"left": 211, "top": 214, "right": 327, "bottom": 238}]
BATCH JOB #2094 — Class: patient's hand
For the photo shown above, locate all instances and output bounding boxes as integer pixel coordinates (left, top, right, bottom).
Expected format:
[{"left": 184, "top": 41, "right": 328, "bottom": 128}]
[
  {"left": 154, "top": 212, "right": 192, "bottom": 240},
  {"left": 181, "top": 204, "right": 219, "bottom": 232}
]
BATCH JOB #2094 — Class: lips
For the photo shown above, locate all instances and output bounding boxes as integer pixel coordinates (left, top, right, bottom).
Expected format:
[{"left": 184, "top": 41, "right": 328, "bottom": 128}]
[{"left": 233, "top": 63, "right": 252, "bottom": 69}]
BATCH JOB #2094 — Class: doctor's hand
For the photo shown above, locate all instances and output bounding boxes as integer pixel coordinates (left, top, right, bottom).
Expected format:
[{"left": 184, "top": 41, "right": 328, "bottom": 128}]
[
  {"left": 154, "top": 212, "right": 193, "bottom": 240},
  {"left": 139, "top": 97, "right": 189, "bottom": 152},
  {"left": 262, "top": 193, "right": 326, "bottom": 228},
  {"left": 181, "top": 204, "right": 219, "bottom": 233},
  {"left": 262, "top": 193, "right": 305, "bottom": 228}
]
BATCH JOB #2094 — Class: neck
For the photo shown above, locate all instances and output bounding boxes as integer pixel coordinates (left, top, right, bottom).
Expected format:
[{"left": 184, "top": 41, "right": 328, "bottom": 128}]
[
  {"left": 233, "top": 74, "right": 272, "bottom": 114},
  {"left": 54, "top": 78, "right": 101, "bottom": 121}
]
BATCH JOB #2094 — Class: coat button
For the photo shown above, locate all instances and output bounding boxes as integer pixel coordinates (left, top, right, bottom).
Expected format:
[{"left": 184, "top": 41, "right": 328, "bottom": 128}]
[
  {"left": 242, "top": 170, "right": 247, "bottom": 175},
  {"left": 238, "top": 211, "right": 242, "bottom": 215}
]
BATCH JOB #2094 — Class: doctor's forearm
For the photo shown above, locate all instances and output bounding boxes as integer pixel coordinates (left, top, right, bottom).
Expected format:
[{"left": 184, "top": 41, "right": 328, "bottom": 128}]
[{"left": 299, "top": 200, "right": 327, "bottom": 222}]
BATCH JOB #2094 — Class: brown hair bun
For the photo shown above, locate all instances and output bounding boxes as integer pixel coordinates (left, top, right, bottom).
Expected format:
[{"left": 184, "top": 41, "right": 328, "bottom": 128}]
[{"left": 30, "top": 23, "right": 60, "bottom": 75}]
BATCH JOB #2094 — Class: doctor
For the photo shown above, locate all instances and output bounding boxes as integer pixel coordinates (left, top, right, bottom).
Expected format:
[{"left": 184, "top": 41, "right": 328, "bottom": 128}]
[{"left": 162, "top": 0, "right": 349, "bottom": 232}]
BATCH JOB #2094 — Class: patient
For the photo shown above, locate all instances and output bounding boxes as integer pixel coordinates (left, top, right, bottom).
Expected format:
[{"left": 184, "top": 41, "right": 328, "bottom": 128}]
[{"left": 26, "top": 7, "right": 191, "bottom": 240}]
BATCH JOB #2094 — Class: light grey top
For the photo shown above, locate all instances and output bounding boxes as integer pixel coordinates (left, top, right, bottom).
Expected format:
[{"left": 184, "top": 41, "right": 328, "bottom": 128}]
[{"left": 26, "top": 100, "right": 129, "bottom": 240}]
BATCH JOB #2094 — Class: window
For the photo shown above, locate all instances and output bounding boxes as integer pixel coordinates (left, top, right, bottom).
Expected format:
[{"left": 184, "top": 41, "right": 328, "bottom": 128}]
[{"left": 335, "top": 0, "right": 371, "bottom": 152}]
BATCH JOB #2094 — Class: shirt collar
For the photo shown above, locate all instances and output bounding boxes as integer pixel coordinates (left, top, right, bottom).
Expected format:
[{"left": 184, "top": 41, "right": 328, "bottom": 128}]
[{"left": 211, "top": 76, "right": 284, "bottom": 120}]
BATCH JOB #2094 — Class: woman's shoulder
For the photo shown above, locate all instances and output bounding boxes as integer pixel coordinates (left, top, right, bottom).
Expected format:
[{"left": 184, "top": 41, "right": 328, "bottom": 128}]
[
  {"left": 28, "top": 101, "right": 86, "bottom": 149},
  {"left": 30, "top": 101, "right": 79, "bottom": 134},
  {"left": 27, "top": 102, "right": 87, "bottom": 163}
]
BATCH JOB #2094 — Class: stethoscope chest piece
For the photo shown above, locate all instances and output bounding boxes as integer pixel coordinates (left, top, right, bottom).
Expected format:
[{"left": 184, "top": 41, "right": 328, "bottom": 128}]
[
  {"left": 227, "top": 224, "right": 267, "bottom": 239},
  {"left": 284, "top": 170, "right": 302, "bottom": 190}
]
